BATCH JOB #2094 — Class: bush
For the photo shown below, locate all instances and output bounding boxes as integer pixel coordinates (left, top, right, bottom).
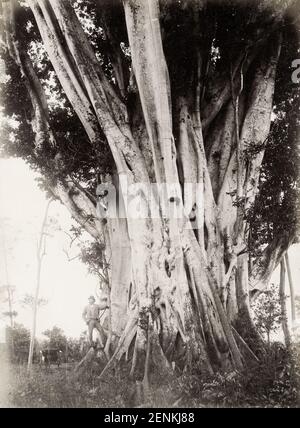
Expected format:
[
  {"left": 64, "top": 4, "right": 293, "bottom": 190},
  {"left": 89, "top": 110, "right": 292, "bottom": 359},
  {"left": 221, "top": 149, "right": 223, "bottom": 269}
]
[
  {"left": 5, "top": 340, "right": 300, "bottom": 408},
  {"left": 178, "top": 343, "right": 300, "bottom": 408}
]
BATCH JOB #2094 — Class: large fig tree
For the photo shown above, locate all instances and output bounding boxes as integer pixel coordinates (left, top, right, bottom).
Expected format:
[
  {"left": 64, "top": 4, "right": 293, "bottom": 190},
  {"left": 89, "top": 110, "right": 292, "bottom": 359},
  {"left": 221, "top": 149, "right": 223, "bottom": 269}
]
[{"left": 0, "top": 0, "right": 299, "bottom": 381}]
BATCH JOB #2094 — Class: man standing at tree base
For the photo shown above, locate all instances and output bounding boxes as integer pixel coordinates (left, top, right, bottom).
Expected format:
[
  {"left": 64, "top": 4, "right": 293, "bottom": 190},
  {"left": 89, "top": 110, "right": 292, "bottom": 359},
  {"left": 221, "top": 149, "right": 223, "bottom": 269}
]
[{"left": 82, "top": 296, "right": 107, "bottom": 348}]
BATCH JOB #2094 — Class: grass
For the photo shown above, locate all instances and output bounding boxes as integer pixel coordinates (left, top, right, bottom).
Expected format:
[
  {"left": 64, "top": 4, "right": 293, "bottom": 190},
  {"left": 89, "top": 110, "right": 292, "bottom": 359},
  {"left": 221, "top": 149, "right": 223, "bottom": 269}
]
[
  {"left": 5, "top": 363, "right": 121, "bottom": 408},
  {"left": 2, "top": 344, "right": 300, "bottom": 408},
  {"left": 3, "top": 361, "right": 181, "bottom": 408}
]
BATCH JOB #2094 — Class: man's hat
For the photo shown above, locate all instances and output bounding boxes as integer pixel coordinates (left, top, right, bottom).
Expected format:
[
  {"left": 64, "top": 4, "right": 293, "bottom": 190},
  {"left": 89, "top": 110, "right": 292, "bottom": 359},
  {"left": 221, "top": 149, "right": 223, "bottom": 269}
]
[{"left": 88, "top": 295, "right": 95, "bottom": 301}]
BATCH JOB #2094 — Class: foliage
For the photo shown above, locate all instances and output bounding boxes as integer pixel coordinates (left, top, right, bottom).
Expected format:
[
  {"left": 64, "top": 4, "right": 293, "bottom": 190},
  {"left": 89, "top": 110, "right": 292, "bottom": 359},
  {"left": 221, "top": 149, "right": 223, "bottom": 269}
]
[
  {"left": 7, "top": 323, "right": 30, "bottom": 350},
  {"left": 0, "top": 1, "right": 298, "bottom": 258},
  {"left": 248, "top": 15, "right": 300, "bottom": 258},
  {"left": 6, "top": 342, "right": 300, "bottom": 407},
  {"left": 42, "top": 326, "right": 67, "bottom": 352},
  {"left": 20, "top": 293, "right": 48, "bottom": 309},
  {"left": 6, "top": 323, "right": 34, "bottom": 364},
  {"left": 0, "top": 0, "right": 114, "bottom": 191},
  {"left": 0, "top": 284, "right": 18, "bottom": 325},
  {"left": 1, "top": 310, "right": 18, "bottom": 322},
  {"left": 41, "top": 326, "right": 85, "bottom": 362},
  {"left": 8, "top": 366, "right": 91, "bottom": 408},
  {"left": 79, "top": 241, "right": 107, "bottom": 277},
  {"left": 7, "top": 363, "right": 141, "bottom": 408},
  {"left": 66, "top": 337, "right": 84, "bottom": 362},
  {"left": 179, "top": 342, "right": 299, "bottom": 407},
  {"left": 252, "top": 283, "right": 283, "bottom": 344}
]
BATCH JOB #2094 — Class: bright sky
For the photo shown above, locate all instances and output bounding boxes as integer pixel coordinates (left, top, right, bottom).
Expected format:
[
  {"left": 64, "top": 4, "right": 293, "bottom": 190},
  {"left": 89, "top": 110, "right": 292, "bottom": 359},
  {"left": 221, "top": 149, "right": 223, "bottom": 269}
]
[
  {"left": 0, "top": 157, "right": 299, "bottom": 341},
  {"left": 0, "top": 158, "right": 98, "bottom": 339}
]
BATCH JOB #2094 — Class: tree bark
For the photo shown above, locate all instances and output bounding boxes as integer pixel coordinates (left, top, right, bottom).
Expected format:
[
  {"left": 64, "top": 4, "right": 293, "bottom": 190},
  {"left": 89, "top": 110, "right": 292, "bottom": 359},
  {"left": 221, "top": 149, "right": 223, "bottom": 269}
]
[
  {"left": 27, "top": 199, "right": 52, "bottom": 372},
  {"left": 285, "top": 252, "right": 296, "bottom": 328}
]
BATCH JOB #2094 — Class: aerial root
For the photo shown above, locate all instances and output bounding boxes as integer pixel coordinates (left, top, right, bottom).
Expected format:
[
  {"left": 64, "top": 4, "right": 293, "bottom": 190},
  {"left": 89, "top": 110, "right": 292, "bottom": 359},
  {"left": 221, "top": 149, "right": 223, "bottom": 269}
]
[
  {"left": 232, "top": 327, "right": 260, "bottom": 363},
  {"left": 98, "top": 310, "right": 138, "bottom": 380},
  {"left": 130, "top": 338, "right": 138, "bottom": 378},
  {"left": 142, "top": 321, "right": 151, "bottom": 392},
  {"left": 164, "top": 331, "right": 179, "bottom": 360},
  {"left": 74, "top": 346, "right": 96, "bottom": 375}
]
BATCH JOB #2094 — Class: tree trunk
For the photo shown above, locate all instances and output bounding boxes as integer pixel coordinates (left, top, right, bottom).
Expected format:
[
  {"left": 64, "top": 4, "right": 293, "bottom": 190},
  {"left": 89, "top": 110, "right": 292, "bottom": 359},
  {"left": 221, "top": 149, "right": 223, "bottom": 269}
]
[
  {"left": 285, "top": 252, "right": 296, "bottom": 328},
  {"left": 27, "top": 200, "right": 51, "bottom": 372},
  {"left": 279, "top": 258, "right": 291, "bottom": 349},
  {"left": 0, "top": 227, "right": 14, "bottom": 328}
]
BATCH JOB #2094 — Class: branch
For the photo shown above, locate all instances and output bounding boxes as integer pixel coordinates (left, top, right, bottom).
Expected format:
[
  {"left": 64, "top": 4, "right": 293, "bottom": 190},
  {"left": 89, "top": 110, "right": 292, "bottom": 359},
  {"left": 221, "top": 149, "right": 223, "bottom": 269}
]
[
  {"left": 202, "top": 27, "right": 281, "bottom": 134},
  {"left": 217, "top": 33, "right": 282, "bottom": 237},
  {"left": 123, "top": 0, "right": 177, "bottom": 185},
  {"left": 201, "top": 51, "right": 255, "bottom": 132},
  {"left": 96, "top": 2, "right": 129, "bottom": 99},
  {"left": 62, "top": 248, "right": 80, "bottom": 262},
  {"left": 230, "top": 50, "right": 248, "bottom": 245},
  {"left": 43, "top": 0, "right": 147, "bottom": 181},
  {"left": 2, "top": 2, "right": 108, "bottom": 245},
  {"left": 28, "top": 0, "right": 103, "bottom": 147},
  {"left": 241, "top": 33, "right": 282, "bottom": 210},
  {"left": 50, "top": 179, "right": 104, "bottom": 241},
  {"left": 2, "top": 0, "right": 56, "bottom": 152},
  {"left": 69, "top": 175, "right": 97, "bottom": 204}
]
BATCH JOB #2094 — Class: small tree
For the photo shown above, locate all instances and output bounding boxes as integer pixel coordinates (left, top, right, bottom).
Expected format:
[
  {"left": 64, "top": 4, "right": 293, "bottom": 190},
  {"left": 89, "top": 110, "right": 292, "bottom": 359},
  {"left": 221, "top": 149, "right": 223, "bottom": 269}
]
[
  {"left": 66, "top": 337, "right": 82, "bottom": 362},
  {"left": 6, "top": 323, "right": 31, "bottom": 363},
  {"left": 27, "top": 199, "right": 52, "bottom": 372},
  {"left": 21, "top": 293, "right": 48, "bottom": 310},
  {"left": 42, "top": 326, "right": 67, "bottom": 351},
  {"left": 0, "top": 223, "right": 18, "bottom": 328},
  {"left": 252, "top": 284, "right": 282, "bottom": 347}
]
